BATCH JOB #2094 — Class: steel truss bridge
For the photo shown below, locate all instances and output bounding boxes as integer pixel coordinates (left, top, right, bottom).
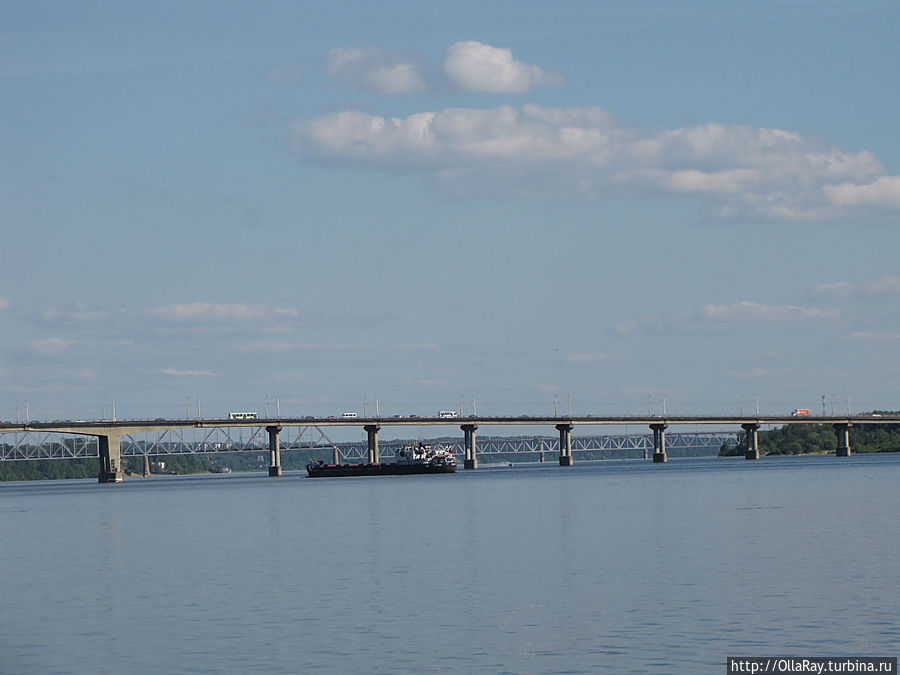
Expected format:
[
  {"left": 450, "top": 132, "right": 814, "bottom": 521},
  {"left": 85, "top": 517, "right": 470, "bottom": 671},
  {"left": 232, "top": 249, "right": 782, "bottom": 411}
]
[{"left": 0, "top": 426, "right": 739, "bottom": 463}]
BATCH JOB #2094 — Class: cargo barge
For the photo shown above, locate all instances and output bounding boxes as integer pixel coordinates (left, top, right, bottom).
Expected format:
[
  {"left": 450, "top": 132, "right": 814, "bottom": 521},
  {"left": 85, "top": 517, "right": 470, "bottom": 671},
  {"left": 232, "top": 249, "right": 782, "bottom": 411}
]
[{"left": 306, "top": 442, "right": 456, "bottom": 477}]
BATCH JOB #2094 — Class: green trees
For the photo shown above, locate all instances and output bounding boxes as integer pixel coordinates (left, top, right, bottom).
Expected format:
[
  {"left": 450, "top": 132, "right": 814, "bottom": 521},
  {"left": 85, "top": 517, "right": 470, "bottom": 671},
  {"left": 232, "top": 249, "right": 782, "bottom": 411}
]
[{"left": 719, "top": 413, "right": 900, "bottom": 456}]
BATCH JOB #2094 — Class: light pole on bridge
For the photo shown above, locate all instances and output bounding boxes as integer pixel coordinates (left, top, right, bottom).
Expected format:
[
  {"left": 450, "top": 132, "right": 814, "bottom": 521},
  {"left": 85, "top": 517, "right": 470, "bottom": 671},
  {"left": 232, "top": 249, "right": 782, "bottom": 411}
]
[{"left": 264, "top": 396, "right": 280, "bottom": 418}]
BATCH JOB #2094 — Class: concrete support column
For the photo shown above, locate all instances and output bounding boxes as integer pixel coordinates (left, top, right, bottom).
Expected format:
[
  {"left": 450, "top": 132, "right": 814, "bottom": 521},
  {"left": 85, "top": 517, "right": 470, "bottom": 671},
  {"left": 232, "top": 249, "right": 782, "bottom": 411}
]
[
  {"left": 462, "top": 424, "right": 478, "bottom": 470},
  {"left": 556, "top": 423, "right": 574, "bottom": 466},
  {"left": 98, "top": 434, "right": 124, "bottom": 483},
  {"left": 267, "top": 425, "right": 283, "bottom": 477},
  {"left": 742, "top": 423, "right": 760, "bottom": 460},
  {"left": 143, "top": 454, "right": 151, "bottom": 477},
  {"left": 650, "top": 423, "right": 668, "bottom": 463},
  {"left": 364, "top": 424, "right": 381, "bottom": 464},
  {"left": 833, "top": 423, "right": 852, "bottom": 457}
]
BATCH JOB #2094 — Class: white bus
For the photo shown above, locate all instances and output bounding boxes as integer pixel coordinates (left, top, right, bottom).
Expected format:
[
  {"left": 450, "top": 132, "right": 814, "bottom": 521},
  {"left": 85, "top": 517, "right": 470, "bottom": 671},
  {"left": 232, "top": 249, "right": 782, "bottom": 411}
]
[
  {"left": 229, "top": 412, "right": 259, "bottom": 420},
  {"left": 438, "top": 411, "right": 458, "bottom": 419},
  {"left": 342, "top": 412, "right": 358, "bottom": 419}
]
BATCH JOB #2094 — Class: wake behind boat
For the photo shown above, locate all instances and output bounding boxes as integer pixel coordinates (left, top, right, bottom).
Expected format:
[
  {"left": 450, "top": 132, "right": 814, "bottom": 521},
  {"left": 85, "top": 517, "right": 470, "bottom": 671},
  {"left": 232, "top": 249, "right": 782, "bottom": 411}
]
[{"left": 306, "top": 442, "right": 457, "bottom": 477}]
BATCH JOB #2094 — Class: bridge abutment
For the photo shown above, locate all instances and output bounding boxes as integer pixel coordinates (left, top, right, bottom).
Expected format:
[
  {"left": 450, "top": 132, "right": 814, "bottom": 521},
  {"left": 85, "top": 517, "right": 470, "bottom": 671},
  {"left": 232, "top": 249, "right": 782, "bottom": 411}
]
[
  {"left": 462, "top": 424, "right": 478, "bottom": 469},
  {"left": 142, "top": 454, "right": 150, "bottom": 477},
  {"left": 650, "top": 423, "right": 668, "bottom": 463},
  {"left": 556, "top": 423, "right": 574, "bottom": 466},
  {"left": 833, "top": 423, "right": 851, "bottom": 457},
  {"left": 742, "top": 423, "right": 760, "bottom": 460},
  {"left": 267, "top": 425, "right": 282, "bottom": 476},
  {"left": 365, "top": 424, "right": 381, "bottom": 463}
]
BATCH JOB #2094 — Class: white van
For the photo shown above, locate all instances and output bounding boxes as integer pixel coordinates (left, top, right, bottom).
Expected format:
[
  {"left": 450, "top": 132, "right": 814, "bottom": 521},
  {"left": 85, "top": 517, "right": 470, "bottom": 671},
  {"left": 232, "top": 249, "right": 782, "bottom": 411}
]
[{"left": 438, "top": 411, "right": 458, "bottom": 419}]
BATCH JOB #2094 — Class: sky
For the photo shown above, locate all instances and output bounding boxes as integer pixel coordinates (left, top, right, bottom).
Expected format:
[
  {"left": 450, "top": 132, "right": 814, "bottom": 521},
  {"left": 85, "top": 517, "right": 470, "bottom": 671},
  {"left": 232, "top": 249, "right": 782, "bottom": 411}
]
[{"left": 2, "top": 0, "right": 899, "bottom": 429}]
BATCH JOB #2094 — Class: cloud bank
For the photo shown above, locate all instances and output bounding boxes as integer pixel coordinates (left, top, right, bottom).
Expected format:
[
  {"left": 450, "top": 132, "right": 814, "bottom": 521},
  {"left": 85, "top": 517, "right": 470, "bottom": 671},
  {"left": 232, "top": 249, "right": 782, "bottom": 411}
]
[
  {"left": 150, "top": 302, "right": 299, "bottom": 322},
  {"left": 700, "top": 301, "right": 838, "bottom": 321},
  {"left": 814, "top": 276, "right": 900, "bottom": 299},
  {"left": 290, "top": 103, "right": 899, "bottom": 221}
]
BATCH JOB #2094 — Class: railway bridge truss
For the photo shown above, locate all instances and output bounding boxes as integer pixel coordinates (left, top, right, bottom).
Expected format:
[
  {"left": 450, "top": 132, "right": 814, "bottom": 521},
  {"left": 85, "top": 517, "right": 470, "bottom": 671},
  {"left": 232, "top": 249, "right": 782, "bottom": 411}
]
[{"left": 0, "top": 426, "right": 740, "bottom": 464}]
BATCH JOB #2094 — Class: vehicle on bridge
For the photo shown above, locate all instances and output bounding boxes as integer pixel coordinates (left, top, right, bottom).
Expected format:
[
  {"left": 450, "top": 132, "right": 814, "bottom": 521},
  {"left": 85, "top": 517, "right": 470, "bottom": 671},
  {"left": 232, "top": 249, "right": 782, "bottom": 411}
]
[
  {"left": 228, "top": 412, "right": 259, "bottom": 420},
  {"left": 791, "top": 409, "right": 811, "bottom": 416},
  {"left": 439, "top": 410, "right": 458, "bottom": 419}
]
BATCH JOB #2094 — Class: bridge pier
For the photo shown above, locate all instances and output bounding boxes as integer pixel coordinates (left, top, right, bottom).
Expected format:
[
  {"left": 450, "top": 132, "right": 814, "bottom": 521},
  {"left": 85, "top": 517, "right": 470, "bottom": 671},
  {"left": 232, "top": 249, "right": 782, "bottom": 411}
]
[
  {"left": 462, "top": 424, "right": 478, "bottom": 469},
  {"left": 267, "top": 425, "right": 282, "bottom": 476},
  {"left": 365, "top": 424, "right": 381, "bottom": 463},
  {"left": 650, "top": 423, "right": 667, "bottom": 463},
  {"left": 556, "top": 423, "right": 574, "bottom": 466},
  {"left": 143, "top": 454, "right": 150, "bottom": 477},
  {"left": 98, "top": 434, "right": 124, "bottom": 483},
  {"left": 742, "top": 423, "right": 760, "bottom": 460},
  {"left": 833, "top": 423, "right": 851, "bottom": 457}
]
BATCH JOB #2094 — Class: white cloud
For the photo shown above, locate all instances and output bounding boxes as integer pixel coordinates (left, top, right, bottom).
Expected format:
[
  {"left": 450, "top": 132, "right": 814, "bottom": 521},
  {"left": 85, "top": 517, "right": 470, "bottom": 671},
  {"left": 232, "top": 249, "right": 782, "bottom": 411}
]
[
  {"left": 150, "top": 303, "right": 299, "bottom": 322},
  {"left": 700, "top": 301, "right": 839, "bottom": 321},
  {"left": 43, "top": 302, "right": 133, "bottom": 323},
  {"left": 444, "top": 41, "right": 563, "bottom": 93},
  {"left": 614, "top": 315, "right": 669, "bottom": 336},
  {"left": 291, "top": 103, "right": 897, "bottom": 221},
  {"left": 824, "top": 175, "right": 900, "bottom": 210},
  {"left": 162, "top": 367, "right": 213, "bottom": 377},
  {"left": 29, "top": 337, "right": 74, "bottom": 356},
  {"left": 324, "top": 47, "right": 426, "bottom": 94},
  {"left": 814, "top": 276, "right": 900, "bottom": 299}
]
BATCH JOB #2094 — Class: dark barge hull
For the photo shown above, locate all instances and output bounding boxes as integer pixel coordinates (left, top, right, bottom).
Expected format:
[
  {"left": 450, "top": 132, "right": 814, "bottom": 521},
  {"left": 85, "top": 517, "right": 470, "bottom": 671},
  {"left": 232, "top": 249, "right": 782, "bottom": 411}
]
[{"left": 306, "top": 461, "right": 456, "bottom": 478}]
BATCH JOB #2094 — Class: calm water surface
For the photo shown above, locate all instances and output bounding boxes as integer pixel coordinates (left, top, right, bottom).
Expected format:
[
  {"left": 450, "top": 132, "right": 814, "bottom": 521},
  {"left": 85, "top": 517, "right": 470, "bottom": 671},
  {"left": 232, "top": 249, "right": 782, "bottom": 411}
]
[{"left": 2, "top": 454, "right": 898, "bottom": 674}]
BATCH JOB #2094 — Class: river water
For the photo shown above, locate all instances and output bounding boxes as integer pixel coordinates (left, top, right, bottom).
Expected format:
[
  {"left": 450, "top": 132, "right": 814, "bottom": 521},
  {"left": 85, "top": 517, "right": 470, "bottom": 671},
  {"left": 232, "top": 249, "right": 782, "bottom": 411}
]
[{"left": 1, "top": 453, "right": 898, "bottom": 674}]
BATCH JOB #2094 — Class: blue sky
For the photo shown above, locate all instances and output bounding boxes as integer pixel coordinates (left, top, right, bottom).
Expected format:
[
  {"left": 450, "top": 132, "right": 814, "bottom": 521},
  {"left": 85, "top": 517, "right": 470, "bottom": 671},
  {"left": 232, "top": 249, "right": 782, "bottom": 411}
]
[{"left": 2, "top": 0, "right": 899, "bottom": 427}]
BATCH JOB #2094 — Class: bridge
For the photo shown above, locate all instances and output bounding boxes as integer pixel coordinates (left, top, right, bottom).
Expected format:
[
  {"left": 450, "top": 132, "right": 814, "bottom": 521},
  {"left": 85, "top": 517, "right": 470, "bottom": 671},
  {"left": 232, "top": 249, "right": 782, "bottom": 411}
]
[
  {"left": 2, "top": 413, "right": 896, "bottom": 482},
  {"left": 0, "top": 427, "right": 740, "bottom": 465}
]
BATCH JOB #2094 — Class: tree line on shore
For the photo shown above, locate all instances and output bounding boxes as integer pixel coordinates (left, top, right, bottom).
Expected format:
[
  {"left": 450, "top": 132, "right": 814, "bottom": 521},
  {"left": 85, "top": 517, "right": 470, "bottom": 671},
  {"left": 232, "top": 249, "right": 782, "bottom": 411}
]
[{"left": 719, "top": 412, "right": 900, "bottom": 456}]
